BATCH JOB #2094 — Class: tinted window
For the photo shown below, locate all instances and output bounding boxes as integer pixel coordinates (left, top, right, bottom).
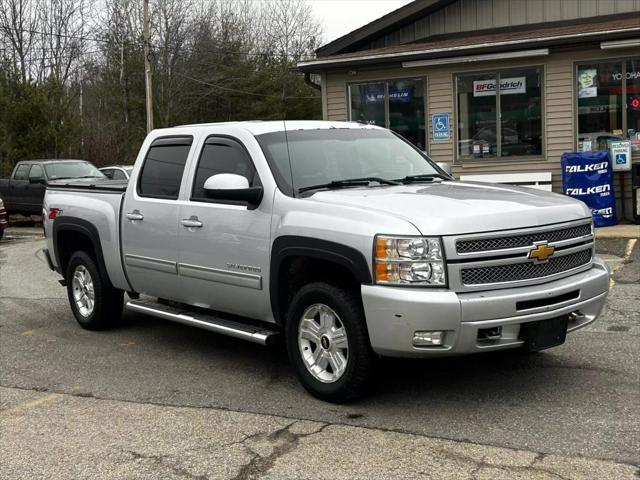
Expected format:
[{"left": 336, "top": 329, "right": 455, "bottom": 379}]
[
  {"left": 192, "top": 138, "right": 256, "bottom": 201},
  {"left": 101, "top": 169, "right": 114, "bottom": 179},
  {"left": 112, "top": 169, "right": 127, "bottom": 180},
  {"left": 14, "top": 164, "right": 30, "bottom": 180},
  {"left": 138, "top": 141, "right": 191, "bottom": 199},
  {"left": 29, "top": 165, "right": 44, "bottom": 180}
]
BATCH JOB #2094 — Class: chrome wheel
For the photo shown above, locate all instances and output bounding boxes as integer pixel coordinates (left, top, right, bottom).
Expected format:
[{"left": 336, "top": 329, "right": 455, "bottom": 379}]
[
  {"left": 71, "top": 265, "right": 95, "bottom": 317},
  {"left": 298, "top": 303, "right": 349, "bottom": 383}
]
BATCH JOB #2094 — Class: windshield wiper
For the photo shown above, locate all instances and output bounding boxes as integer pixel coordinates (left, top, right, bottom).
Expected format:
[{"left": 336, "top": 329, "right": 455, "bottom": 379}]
[
  {"left": 50, "top": 175, "right": 101, "bottom": 181},
  {"left": 298, "top": 177, "right": 399, "bottom": 194},
  {"left": 396, "top": 173, "right": 449, "bottom": 184}
]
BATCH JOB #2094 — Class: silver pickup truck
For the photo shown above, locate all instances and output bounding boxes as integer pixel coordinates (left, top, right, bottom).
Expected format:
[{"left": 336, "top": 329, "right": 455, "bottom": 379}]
[{"left": 43, "top": 121, "right": 610, "bottom": 402}]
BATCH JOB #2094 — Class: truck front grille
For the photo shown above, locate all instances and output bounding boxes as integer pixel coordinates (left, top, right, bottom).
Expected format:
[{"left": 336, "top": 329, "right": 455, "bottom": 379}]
[
  {"left": 456, "top": 223, "right": 592, "bottom": 254},
  {"left": 460, "top": 249, "right": 592, "bottom": 286}
]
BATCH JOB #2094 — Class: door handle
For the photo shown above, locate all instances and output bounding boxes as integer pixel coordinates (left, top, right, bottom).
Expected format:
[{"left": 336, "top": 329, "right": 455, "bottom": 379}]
[
  {"left": 181, "top": 216, "right": 203, "bottom": 228},
  {"left": 126, "top": 211, "right": 144, "bottom": 221}
]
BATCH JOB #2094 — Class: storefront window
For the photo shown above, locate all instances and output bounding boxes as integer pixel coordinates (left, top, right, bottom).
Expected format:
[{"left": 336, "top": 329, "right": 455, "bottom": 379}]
[
  {"left": 457, "top": 68, "right": 542, "bottom": 159},
  {"left": 348, "top": 78, "right": 425, "bottom": 150},
  {"left": 627, "top": 59, "right": 640, "bottom": 151},
  {"left": 577, "top": 58, "right": 640, "bottom": 152},
  {"left": 349, "top": 83, "right": 385, "bottom": 127}
]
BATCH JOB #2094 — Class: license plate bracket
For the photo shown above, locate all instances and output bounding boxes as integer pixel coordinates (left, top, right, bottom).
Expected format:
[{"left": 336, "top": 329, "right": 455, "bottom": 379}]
[{"left": 520, "top": 316, "right": 569, "bottom": 352}]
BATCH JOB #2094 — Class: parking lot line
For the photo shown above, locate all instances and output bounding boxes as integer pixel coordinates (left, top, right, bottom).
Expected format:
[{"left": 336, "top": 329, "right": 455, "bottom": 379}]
[{"left": 0, "top": 393, "right": 58, "bottom": 416}]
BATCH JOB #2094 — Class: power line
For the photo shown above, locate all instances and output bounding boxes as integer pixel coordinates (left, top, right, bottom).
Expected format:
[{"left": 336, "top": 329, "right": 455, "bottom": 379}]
[{"left": 176, "top": 72, "right": 319, "bottom": 100}]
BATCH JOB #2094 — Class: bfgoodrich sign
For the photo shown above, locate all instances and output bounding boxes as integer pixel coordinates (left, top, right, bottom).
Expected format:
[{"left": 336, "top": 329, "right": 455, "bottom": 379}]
[{"left": 473, "top": 77, "right": 526, "bottom": 96}]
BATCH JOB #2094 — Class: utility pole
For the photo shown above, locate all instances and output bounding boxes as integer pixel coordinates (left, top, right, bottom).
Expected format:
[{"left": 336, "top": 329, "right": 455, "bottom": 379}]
[{"left": 143, "top": 0, "right": 154, "bottom": 133}]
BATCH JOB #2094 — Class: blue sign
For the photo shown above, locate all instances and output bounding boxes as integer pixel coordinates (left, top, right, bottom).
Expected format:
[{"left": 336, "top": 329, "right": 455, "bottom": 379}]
[
  {"left": 561, "top": 150, "right": 616, "bottom": 227},
  {"left": 432, "top": 113, "right": 450, "bottom": 141},
  {"left": 389, "top": 86, "right": 413, "bottom": 104},
  {"left": 615, "top": 153, "right": 626, "bottom": 164}
]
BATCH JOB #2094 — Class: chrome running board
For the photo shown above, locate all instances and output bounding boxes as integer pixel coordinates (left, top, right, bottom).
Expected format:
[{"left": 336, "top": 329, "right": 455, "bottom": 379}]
[{"left": 125, "top": 299, "right": 279, "bottom": 346}]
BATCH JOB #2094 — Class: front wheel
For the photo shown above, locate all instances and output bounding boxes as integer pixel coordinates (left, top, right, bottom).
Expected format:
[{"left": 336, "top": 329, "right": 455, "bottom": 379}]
[
  {"left": 286, "top": 282, "right": 375, "bottom": 403},
  {"left": 66, "top": 251, "right": 123, "bottom": 330}
]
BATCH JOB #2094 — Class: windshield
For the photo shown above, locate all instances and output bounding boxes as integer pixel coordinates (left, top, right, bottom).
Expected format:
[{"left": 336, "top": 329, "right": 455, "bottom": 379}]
[
  {"left": 256, "top": 128, "right": 444, "bottom": 195},
  {"left": 44, "top": 162, "right": 105, "bottom": 180}
]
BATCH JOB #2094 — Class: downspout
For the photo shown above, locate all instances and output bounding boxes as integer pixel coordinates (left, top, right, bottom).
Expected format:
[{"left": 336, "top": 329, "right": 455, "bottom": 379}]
[{"left": 304, "top": 72, "right": 321, "bottom": 91}]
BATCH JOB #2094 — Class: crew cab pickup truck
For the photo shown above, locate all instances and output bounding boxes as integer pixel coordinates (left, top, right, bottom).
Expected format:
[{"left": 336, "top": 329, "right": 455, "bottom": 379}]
[
  {"left": 43, "top": 121, "right": 610, "bottom": 402},
  {"left": 1, "top": 159, "right": 105, "bottom": 214}
]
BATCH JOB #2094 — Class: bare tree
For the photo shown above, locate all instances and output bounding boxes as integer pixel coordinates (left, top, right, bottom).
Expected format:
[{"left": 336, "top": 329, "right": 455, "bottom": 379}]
[
  {"left": 0, "top": 0, "right": 40, "bottom": 81},
  {"left": 261, "top": 0, "right": 322, "bottom": 62},
  {"left": 39, "top": 0, "right": 90, "bottom": 83}
]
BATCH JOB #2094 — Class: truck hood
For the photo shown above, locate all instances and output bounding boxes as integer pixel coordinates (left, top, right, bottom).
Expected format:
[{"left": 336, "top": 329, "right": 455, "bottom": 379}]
[{"left": 307, "top": 181, "right": 591, "bottom": 236}]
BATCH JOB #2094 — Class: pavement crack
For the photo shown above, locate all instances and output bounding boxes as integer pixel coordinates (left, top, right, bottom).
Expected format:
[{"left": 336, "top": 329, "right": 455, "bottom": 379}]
[
  {"left": 438, "top": 447, "right": 573, "bottom": 480},
  {"left": 230, "top": 420, "right": 329, "bottom": 480},
  {"left": 124, "top": 449, "right": 209, "bottom": 480}
]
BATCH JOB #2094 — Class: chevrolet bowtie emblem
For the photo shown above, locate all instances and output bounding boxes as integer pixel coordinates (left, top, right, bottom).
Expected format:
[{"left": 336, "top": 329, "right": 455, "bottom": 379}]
[{"left": 528, "top": 242, "right": 555, "bottom": 263}]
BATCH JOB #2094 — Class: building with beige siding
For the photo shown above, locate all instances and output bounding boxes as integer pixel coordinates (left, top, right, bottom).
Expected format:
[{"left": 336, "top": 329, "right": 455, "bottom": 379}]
[{"left": 298, "top": 0, "right": 640, "bottom": 222}]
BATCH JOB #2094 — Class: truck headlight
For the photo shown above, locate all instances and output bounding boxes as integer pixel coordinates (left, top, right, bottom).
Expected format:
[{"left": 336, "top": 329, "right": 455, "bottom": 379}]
[{"left": 374, "top": 235, "right": 446, "bottom": 286}]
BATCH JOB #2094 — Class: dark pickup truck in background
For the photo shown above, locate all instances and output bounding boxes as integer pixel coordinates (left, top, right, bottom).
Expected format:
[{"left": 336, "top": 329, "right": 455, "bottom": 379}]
[{"left": 0, "top": 160, "right": 104, "bottom": 214}]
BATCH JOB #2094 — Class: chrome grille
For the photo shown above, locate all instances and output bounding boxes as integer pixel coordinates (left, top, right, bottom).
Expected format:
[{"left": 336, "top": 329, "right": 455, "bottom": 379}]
[
  {"left": 460, "top": 249, "right": 592, "bottom": 286},
  {"left": 456, "top": 223, "right": 592, "bottom": 254}
]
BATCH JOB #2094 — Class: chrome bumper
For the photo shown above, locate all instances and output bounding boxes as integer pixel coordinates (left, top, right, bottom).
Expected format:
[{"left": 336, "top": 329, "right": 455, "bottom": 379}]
[{"left": 361, "top": 257, "right": 610, "bottom": 357}]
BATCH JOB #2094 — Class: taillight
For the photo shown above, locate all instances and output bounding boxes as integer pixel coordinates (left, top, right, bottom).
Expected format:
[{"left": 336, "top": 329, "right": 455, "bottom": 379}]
[{"left": 49, "top": 208, "right": 61, "bottom": 220}]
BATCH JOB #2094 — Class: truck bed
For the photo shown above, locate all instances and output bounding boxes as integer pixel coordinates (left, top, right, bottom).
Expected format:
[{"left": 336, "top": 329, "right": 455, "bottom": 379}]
[{"left": 43, "top": 181, "right": 130, "bottom": 291}]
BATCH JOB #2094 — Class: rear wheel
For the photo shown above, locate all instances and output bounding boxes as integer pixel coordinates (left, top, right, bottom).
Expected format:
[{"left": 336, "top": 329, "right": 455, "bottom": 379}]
[
  {"left": 286, "top": 282, "right": 375, "bottom": 403},
  {"left": 66, "top": 251, "right": 123, "bottom": 330}
]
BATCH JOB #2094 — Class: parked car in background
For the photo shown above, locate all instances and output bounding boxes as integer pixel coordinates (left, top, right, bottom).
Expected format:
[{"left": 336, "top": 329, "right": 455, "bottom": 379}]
[
  {"left": 100, "top": 165, "right": 133, "bottom": 180},
  {"left": 0, "top": 196, "right": 7, "bottom": 240},
  {"left": 0, "top": 160, "right": 105, "bottom": 214}
]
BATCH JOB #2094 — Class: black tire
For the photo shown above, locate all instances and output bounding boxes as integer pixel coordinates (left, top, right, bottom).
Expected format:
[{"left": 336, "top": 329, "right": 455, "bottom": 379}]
[
  {"left": 286, "top": 282, "right": 375, "bottom": 403},
  {"left": 66, "top": 251, "right": 123, "bottom": 331}
]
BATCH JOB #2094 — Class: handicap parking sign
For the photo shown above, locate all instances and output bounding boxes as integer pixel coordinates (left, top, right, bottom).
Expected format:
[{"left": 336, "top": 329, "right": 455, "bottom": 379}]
[
  {"left": 609, "top": 141, "right": 631, "bottom": 172},
  {"left": 432, "top": 113, "right": 450, "bottom": 141}
]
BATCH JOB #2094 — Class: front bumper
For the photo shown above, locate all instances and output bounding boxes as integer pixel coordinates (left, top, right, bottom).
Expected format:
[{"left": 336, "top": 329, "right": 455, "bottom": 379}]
[{"left": 362, "top": 257, "right": 610, "bottom": 357}]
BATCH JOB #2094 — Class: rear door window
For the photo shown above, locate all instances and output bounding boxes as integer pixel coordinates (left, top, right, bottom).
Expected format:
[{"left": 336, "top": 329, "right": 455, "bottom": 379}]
[
  {"left": 138, "top": 137, "right": 193, "bottom": 199},
  {"left": 101, "top": 169, "right": 114, "bottom": 179},
  {"left": 191, "top": 137, "right": 258, "bottom": 202},
  {"left": 13, "top": 164, "right": 30, "bottom": 180}
]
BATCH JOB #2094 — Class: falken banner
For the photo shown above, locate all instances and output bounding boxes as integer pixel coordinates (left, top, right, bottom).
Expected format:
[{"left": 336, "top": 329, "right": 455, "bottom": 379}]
[{"left": 561, "top": 150, "right": 616, "bottom": 227}]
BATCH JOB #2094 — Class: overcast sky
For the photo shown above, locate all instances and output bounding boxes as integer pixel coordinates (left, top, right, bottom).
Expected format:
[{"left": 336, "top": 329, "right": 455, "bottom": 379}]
[{"left": 309, "top": 0, "right": 413, "bottom": 45}]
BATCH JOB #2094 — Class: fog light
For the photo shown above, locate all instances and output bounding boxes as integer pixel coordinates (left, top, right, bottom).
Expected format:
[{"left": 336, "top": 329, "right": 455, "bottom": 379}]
[{"left": 413, "top": 330, "right": 445, "bottom": 347}]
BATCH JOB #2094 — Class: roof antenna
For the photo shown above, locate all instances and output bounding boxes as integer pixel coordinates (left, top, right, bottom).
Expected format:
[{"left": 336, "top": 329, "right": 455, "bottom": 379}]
[{"left": 282, "top": 84, "right": 296, "bottom": 196}]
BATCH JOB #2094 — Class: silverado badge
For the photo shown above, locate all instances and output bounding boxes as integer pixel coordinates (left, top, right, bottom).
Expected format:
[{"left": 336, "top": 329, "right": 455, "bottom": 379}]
[{"left": 528, "top": 242, "right": 555, "bottom": 264}]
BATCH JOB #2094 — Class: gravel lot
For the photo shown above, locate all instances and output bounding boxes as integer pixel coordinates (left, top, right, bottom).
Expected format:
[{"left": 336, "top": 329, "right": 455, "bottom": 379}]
[{"left": 1, "top": 227, "right": 638, "bottom": 479}]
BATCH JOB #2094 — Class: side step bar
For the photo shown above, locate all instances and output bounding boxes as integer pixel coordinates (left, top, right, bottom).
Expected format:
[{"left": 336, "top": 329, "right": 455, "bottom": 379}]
[{"left": 125, "top": 299, "right": 279, "bottom": 346}]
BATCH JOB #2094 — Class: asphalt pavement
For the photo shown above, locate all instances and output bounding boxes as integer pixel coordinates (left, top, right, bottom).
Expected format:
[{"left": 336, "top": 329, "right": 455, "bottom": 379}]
[{"left": 1, "top": 227, "right": 638, "bottom": 479}]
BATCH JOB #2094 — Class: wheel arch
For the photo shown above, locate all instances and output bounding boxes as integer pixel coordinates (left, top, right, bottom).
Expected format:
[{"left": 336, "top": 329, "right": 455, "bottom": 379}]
[
  {"left": 52, "top": 216, "right": 114, "bottom": 289},
  {"left": 270, "top": 236, "right": 372, "bottom": 325}
]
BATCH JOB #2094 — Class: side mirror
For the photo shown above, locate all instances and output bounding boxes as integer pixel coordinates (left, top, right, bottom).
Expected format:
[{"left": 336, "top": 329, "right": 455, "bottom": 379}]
[
  {"left": 203, "top": 173, "right": 263, "bottom": 207},
  {"left": 435, "top": 162, "right": 452, "bottom": 176},
  {"left": 29, "top": 177, "right": 46, "bottom": 185}
]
